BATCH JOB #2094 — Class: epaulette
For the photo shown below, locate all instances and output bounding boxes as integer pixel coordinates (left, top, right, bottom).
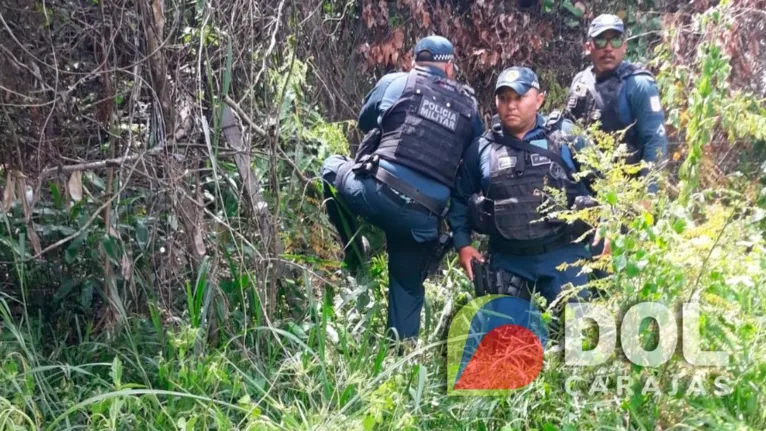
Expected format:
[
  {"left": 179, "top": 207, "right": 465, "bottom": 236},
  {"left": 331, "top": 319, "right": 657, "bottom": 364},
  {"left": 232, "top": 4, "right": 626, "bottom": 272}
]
[
  {"left": 620, "top": 62, "right": 654, "bottom": 80},
  {"left": 544, "top": 110, "right": 564, "bottom": 133}
]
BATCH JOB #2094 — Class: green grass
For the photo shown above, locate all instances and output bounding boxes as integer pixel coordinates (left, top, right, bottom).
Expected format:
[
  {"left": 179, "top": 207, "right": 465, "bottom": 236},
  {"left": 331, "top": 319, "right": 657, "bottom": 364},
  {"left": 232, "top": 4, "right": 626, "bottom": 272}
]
[{"left": 1, "top": 198, "right": 765, "bottom": 431}]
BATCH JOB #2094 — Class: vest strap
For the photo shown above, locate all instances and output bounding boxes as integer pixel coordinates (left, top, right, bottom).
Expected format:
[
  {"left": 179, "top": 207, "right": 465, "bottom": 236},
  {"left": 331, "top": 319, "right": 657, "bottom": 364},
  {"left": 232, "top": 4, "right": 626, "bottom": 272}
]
[
  {"left": 492, "top": 133, "right": 573, "bottom": 176},
  {"left": 373, "top": 167, "right": 447, "bottom": 218}
]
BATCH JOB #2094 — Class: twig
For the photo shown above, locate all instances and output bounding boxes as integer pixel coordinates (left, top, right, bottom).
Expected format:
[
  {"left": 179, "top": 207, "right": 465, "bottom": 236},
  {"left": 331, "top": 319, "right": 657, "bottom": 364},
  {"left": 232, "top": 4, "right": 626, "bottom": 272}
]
[
  {"left": 224, "top": 95, "right": 268, "bottom": 137},
  {"left": 37, "top": 146, "right": 165, "bottom": 178},
  {"left": 224, "top": 95, "right": 312, "bottom": 186},
  {"left": 251, "top": 0, "right": 286, "bottom": 90},
  {"left": 28, "top": 153, "right": 143, "bottom": 261}
]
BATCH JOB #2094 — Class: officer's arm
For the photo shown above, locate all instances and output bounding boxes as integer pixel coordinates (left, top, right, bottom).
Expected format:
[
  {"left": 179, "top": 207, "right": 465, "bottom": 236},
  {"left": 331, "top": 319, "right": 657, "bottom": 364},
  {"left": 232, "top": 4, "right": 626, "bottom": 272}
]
[
  {"left": 470, "top": 105, "right": 484, "bottom": 141},
  {"left": 448, "top": 138, "right": 482, "bottom": 251},
  {"left": 558, "top": 118, "right": 587, "bottom": 153},
  {"left": 564, "top": 71, "right": 585, "bottom": 120},
  {"left": 627, "top": 75, "right": 668, "bottom": 165},
  {"left": 358, "top": 74, "right": 402, "bottom": 133}
]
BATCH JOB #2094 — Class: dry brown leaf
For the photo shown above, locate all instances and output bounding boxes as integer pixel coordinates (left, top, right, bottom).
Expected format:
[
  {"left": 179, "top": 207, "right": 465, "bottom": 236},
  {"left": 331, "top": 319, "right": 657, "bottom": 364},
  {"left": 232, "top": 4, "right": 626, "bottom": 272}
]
[
  {"left": 3, "top": 173, "right": 15, "bottom": 212},
  {"left": 392, "top": 28, "right": 404, "bottom": 49},
  {"left": 27, "top": 225, "right": 42, "bottom": 256},
  {"left": 69, "top": 171, "right": 83, "bottom": 202},
  {"left": 193, "top": 226, "right": 206, "bottom": 256},
  {"left": 121, "top": 252, "right": 132, "bottom": 281}
]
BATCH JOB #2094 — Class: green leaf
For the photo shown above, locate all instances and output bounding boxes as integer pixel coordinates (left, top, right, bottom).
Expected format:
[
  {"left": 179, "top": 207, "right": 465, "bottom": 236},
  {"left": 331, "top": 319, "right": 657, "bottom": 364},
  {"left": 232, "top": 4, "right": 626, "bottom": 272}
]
[
  {"left": 84, "top": 171, "right": 105, "bottom": 191},
  {"left": 542, "top": 0, "right": 555, "bottom": 13},
  {"left": 65, "top": 234, "right": 86, "bottom": 264},
  {"left": 672, "top": 218, "right": 687, "bottom": 234},
  {"left": 561, "top": 0, "right": 584, "bottom": 18},
  {"left": 644, "top": 212, "right": 655, "bottom": 226},
  {"left": 614, "top": 255, "right": 628, "bottom": 272},
  {"left": 414, "top": 364, "right": 427, "bottom": 412},
  {"left": 363, "top": 415, "right": 376, "bottom": 431},
  {"left": 80, "top": 280, "right": 94, "bottom": 309},
  {"left": 135, "top": 220, "right": 148, "bottom": 250},
  {"left": 49, "top": 180, "right": 62, "bottom": 209},
  {"left": 110, "top": 356, "right": 123, "bottom": 387},
  {"left": 54, "top": 280, "right": 77, "bottom": 303},
  {"left": 102, "top": 234, "right": 119, "bottom": 262},
  {"left": 606, "top": 190, "right": 618, "bottom": 205}
]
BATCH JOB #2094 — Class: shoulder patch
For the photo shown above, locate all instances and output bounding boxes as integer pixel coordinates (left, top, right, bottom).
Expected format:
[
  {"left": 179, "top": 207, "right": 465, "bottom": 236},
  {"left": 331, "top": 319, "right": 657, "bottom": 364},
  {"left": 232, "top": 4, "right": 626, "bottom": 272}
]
[
  {"left": 650, "top": 95, "right": 662, "bottom": 112},
  {"left": 573, "top": 82, "right": 587, "bottom": 97}
]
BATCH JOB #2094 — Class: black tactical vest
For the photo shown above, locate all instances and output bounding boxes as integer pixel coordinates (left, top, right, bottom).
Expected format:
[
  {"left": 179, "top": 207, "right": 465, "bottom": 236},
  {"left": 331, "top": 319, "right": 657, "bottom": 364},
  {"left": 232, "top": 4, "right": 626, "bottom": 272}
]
[
  {"left": 484, "top": 121, "right": 586, "bottom": 242},
  {"left": 565, "top": 62, "right": 654, "bottom": 164},
  {"left": 375, "top": 67, "right": 477, "bottom": 187}
]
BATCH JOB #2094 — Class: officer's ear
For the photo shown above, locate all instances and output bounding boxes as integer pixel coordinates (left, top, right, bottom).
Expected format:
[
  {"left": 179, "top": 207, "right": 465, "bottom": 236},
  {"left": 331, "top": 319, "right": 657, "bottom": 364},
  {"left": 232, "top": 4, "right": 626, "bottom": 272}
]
[
  {"left": 584, "top": 40, "right": 593, "bottom": 56},
  {"left": 445, "top": 61, "right": 456, "bottom": 79},
  {"left": 535, "top": 90, "right": 546, "bottom": 110}
]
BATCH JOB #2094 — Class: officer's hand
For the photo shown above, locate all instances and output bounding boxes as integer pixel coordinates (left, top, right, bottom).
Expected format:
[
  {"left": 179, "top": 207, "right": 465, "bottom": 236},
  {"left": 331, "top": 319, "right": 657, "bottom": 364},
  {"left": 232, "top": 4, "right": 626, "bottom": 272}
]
[
  {"left": 592, "top": 232, "right": 612, "bottom": 256},
  {"left": 458, "top": 246, "right": 484, "bottom": 280}
]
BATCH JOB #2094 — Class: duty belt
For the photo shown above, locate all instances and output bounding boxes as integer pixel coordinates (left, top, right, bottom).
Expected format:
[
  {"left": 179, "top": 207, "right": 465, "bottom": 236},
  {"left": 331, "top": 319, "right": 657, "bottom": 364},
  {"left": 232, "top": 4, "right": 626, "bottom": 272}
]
[
  {"left": 354, "top": 155, "right": 448, "bottom": 218},
  {"left": 490, "top": 233, "right": 579, "bottom": 256}
]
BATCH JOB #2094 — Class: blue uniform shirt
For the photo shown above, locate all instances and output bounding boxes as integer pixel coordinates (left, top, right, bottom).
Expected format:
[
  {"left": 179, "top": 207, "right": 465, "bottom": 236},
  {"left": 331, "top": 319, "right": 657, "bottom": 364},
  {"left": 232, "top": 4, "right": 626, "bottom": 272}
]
[
  {"left": 568, "top": 61, "right": 668, "bottom": 164},
  {"left": 448, "top": 114, "right": 584, "bottom": 251},
  {"left": 612, "top": 62, "right": 668, "bottom": 164},
  {"left": 358, "top": 66, "right": 484, "bottom": 204}
]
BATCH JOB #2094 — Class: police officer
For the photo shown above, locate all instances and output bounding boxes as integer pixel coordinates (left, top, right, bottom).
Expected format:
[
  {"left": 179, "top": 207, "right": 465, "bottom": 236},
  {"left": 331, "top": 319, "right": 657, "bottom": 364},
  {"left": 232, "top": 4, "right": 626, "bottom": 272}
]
[
  {"left": 450, "top": 67, "right": 593, "bottom": 304},
  {"left": 321, "top": 35, "right": 483, "bottom": 340},
  {"left": 565, "top": 13, "right": 668, "bottom": 255},
  {"left": 566, "top": 13, "right": 668, "bottom": 181}
]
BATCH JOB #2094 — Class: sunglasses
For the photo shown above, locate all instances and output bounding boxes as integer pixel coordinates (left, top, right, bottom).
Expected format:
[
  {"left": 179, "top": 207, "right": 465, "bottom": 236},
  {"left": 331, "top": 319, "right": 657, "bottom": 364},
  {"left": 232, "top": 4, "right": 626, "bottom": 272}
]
[{"left": 592, "top": 36, "right": 625, "bottom": 50}]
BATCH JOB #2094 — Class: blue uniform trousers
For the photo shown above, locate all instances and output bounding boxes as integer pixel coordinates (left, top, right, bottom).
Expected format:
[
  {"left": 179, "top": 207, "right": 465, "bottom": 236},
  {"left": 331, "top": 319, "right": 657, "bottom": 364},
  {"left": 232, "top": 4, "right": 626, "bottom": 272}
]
[
  {"left": 489, "top": 242, "right": 592, "bottom": 305},
  {"left": 321, "top": 155, "right": 440, "bottom": 340}
]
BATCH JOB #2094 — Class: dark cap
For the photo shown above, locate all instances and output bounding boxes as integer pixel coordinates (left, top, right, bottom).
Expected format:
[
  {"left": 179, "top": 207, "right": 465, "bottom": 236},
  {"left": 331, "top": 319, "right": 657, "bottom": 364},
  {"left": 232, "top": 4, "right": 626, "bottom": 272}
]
[
  {"left": 588, "top": 14, "right": 625, "bottom": 38},
  {"left": 414, "top": 35, "right": 455, "bottom": 62},
  {"left": 495, "top": 67, "right": 540, "bottom": 95}
]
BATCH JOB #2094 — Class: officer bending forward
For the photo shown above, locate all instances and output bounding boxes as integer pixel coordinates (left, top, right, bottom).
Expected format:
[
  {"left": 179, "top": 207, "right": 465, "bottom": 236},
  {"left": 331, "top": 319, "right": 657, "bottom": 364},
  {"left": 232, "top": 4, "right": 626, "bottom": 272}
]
[
  {"left": 321, "top": 36, "right": 482, "bottom": 340},
  {"left": 450, "top": 67, "right": 593, "bottom": 305}
]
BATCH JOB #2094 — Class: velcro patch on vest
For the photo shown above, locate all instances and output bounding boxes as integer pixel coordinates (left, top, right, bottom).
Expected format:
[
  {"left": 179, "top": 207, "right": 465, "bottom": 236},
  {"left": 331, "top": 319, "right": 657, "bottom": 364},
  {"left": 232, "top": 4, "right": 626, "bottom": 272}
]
[
  {"left": 573, "top": 82, "right": 587, "bottom": 97},
  {"left": 418, "top": 98, "right": 458, "bottom": 131},
  {"left": 498, "top": 155, "right": 517, "bottom": 170},
  {"left": 549, "top": 163, "right": 568, "bottom": 180},
  {"left": 530, "top": 154, "right": 551, "bottom": 166}
]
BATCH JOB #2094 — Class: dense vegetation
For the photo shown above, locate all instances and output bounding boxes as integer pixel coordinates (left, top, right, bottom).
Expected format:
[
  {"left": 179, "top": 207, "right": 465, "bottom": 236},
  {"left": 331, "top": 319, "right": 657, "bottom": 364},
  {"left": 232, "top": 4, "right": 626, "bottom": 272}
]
[{"left": 1, "top": 0, "right": 766, "bottom": 429}]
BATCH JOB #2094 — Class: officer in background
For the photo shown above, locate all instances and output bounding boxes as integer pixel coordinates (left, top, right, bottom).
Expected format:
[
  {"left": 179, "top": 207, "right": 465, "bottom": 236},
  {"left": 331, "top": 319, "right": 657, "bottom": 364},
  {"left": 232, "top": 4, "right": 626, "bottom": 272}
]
[
  {"left": 566, "top": 13, "right": 667, "bottom": 181},
  {"left": 450, "top": 67, "right": 593, "bottom": 304},
  {"left": 565, "top": 13, "right": 668, "bottom": 255},
  {"left": 321, "top": 35, "right": 483, "bottom": 341}
]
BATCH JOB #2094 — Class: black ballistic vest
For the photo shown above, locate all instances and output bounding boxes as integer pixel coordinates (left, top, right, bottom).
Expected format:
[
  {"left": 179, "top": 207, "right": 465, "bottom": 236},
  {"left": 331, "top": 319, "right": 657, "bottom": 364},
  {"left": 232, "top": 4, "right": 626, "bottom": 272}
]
[
  {"left": 484, "top": 121, "right": 586, "bottom": 242},
  {"left": 566, "top": 62, "right": 653, "bottom": 164},
  {"left": 375, "top": 68, "right": 476, "bottom": 187}
]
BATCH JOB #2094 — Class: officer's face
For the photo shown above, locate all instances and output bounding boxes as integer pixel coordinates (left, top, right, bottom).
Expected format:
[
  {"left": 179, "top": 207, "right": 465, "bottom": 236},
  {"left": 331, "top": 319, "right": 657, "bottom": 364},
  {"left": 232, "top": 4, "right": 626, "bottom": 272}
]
[
  {"left": 586, "top": 30, "right": 626, "bottom": 74},
  {"left": 495, "top": 87, "right": 544, "bottom": 132}
]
